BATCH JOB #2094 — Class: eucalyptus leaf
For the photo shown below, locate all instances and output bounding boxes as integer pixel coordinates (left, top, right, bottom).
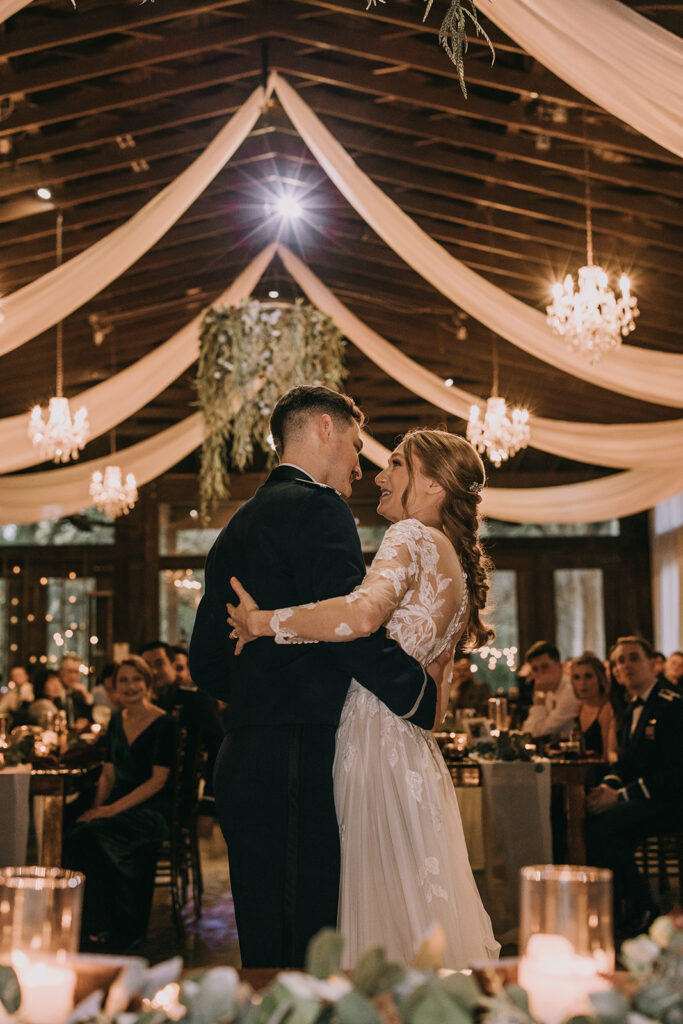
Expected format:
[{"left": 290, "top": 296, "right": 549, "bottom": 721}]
[
  {"left": 65, "top": 988, "right": 104, "bottom": 1024},
  {"left": 186, "top": 966, "right": 241, "bottom": 1024},
  {"left": 335, "top": 989, "right": 383, "bottom": 1024},
  {"left": 403, "top": 981, "right": 470, "bottom": 1024},
  {"left": 354, "top": 947, "right": 405, "bottom": 998},
  {"left": 633, "top": 979, "right": 683, "bottom": 1019},
  {"left": 0, "top": 963, "right": 20, "bottom": 1014},
  {"left": 504, "top": 984, "right": 531, "bottom": 1014},
  {"left": 439, "top": 972, "right": 482, "bottom": 1010},
  {"left": 589, "top": 987, "right": 629, "bottom": 1024},
  {"left": 305, "top": 928, "right": 344, "bottom": 980}
]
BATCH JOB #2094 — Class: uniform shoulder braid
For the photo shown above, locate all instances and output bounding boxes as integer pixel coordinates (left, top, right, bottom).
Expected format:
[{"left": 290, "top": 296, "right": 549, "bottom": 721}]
[{"left": 658, "top": 686, "right": 682, "bottom": 702}]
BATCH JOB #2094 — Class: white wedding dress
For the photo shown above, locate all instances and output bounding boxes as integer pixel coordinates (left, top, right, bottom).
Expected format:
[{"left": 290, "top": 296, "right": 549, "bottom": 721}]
[{"left": 271, "top": 518, "right": 500, "bottom": 968}]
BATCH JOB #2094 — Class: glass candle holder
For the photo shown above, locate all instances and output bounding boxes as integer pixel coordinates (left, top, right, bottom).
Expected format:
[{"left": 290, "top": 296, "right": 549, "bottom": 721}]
[
  {"left": 518, "top": 865, "right": 614, "bottom": 1024},
  {"left": 487, "top": 695, "right": 509, "bottom": 732},
  {"left": 0, "top": 867, "right": 84, "bottom": 1024}
]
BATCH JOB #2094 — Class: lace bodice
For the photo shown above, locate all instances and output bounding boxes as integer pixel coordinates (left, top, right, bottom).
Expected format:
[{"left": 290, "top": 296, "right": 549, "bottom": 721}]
[{"left": 271, "top": 518, "right": 468, "bottom": 668}]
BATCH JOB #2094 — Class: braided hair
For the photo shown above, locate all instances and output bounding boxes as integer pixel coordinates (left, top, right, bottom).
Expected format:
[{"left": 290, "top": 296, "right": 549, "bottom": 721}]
[{"left": 400, "top": 428, "right": 494, "bottom": 650}]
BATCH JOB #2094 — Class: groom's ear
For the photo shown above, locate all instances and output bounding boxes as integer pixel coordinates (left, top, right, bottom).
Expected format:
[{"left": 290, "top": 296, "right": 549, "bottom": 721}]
[{"left": 317, "top": 413, "right": 334, "bottom": 442}]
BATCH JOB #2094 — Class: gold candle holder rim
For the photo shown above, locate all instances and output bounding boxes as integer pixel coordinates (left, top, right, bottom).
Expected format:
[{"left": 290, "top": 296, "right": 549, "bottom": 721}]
[
  {"left": 0, "top": 867, "right": 85, "bottom": 890},
  {"left": 520, "top": 864, "right": 612, "bottom": 885}
]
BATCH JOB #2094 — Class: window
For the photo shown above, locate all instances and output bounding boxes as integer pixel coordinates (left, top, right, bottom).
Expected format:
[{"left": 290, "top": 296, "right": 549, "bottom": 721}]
[
  {"left": 481, "top": 520, "right": 619, "bottom": 538},
  {"left": 554, "top": 568, "right": 605, "bottom": 658},
  {"left": 159, "top": 569, "right": 205, "bottom": 645},
  {"left": 0, "top": 512, "right": 114, "bottom": 546},
  {"left": 45, "top": 577, "right": 97, "bottom": 672},
  {"left": 472, "top": 569, "right": 519, "bottom": 691},
  {"left": 0, "top": 579, "right": 7, "bottom": 687}
]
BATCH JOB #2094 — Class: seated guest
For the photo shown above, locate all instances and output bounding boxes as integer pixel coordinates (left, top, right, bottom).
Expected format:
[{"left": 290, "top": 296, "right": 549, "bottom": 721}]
[
  {"left": 9, "top": 664, "right": 34, "bottom": 704},
  {"left": 172, "top": 644, "right": 195, "bottom": 689},
  {"left": 522, "top": 641, "right": 579, "bottom": 739},
  {"left": 91, "top": 662, "right": 121, "bottom": 712},
  {"left": 664, "top": 650, "right": 683, "bottom": 689},
  {"left": 27, "top": 667, "right": 66, "bottom": 726},
  {"left": 447, "top": 653, "right": 491, "bottom": 716},
  {"left": 141, "top": 640, "right": 224, "bottom": 830},
  {"left": 62, "top": 656, "right": 173, "bottom": 952},
  {"left": 585, "top": 636, "right": 683, "bottom": 936},
  {"left": 569, "top": 653, "right": 617, "bottom": 760},
  {"left": 59, "top": 653, "right": 93, "bottom": 729}
]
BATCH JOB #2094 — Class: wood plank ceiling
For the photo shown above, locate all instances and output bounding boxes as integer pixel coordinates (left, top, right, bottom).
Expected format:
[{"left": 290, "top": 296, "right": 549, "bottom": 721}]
[{"left": 1, "top": 0, "right": 681, "bottom": 489}]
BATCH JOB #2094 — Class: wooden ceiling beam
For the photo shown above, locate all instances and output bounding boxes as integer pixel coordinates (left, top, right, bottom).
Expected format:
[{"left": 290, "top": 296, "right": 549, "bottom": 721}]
[
  {"left": 1, "top": 16, "right": 263, "bottom": 100},
  {"left": 274, "top": 0, "right": 587, "bottom": 107},
  {"left": 267, "top": 42, "right": 681, "bottom": 164},
  {"left": 293, "top": 88, "right": 683, "bottom": 200},
  {"left": 0, "top": 0, "right": 250, "bottom": 59},
  {"left": 0, "top": 53, "right": 261, "bottom": 137}
]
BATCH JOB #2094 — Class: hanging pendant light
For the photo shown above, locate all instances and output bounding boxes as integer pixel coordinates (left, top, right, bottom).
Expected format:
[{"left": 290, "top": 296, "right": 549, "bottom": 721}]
[
  {"left": 546, "top": 126, "right": 639, "bottom": 364},
  {"left": 466, "top": 328, "right": 530, "bottom": 467},
  {"left": 89, "top": 430, "right": 138, "bottom": 520},
  {"left": 28, "top": 214, "right": 90, "bottom": 462}
]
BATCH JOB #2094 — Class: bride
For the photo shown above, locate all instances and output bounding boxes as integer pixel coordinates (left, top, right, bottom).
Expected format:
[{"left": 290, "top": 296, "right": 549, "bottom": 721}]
[{"left": 228, "top": 428, "right": 500, "bottom": 968}]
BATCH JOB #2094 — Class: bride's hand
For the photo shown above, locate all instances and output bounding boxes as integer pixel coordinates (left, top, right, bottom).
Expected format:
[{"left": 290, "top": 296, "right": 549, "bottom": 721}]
[{"left": 227, "top": 578, "right": 261, "bottom": 655}]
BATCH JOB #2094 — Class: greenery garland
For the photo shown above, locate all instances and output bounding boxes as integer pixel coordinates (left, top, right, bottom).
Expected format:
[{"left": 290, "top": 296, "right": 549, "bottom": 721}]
[
  {"left": 197, "top": 299, "right": 346, "bottom": 519},
  {"left": 367, "top": 0, "right": 495, "bottom": 96}
]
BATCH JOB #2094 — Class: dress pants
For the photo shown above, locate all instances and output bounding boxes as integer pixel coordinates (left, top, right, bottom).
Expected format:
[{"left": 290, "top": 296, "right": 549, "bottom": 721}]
[
  {"left": 585, "top": 799, "right": 678, "bottom": 923},
  {"left": 215, "top": 724, "right": 339, "bottom": 968}
]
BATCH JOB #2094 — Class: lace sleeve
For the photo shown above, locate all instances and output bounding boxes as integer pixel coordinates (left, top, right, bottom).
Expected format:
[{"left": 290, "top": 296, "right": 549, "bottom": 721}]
[{"left": 271, "top": 520, "right": 422, "bottom": 645}]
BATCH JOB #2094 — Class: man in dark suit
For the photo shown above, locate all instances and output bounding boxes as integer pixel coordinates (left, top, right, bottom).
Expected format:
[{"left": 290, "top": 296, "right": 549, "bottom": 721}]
[
  {"left": 190, "top": 386, "right": 436, "bottom": 968},
  {"left": 585, "top": 635, "right": 683, "bottom": 935}
]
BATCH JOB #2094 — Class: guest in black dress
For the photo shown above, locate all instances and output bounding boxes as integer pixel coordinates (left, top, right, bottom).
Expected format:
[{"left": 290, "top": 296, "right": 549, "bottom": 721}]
[
  {"left": 569, "top": 653, "right": 617, "bottom": 760},
  {"left": 63, "top": 655, "right": 173, "bottom": 952}
]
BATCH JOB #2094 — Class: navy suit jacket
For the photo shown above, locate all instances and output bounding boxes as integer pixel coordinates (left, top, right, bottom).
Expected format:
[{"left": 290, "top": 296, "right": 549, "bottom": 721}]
[{"left": 190, "top": 465, "right": 436, "bottom": 730}]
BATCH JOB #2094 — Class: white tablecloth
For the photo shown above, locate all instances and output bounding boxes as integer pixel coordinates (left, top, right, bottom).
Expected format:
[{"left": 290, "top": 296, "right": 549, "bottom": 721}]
[
  {"left": 476, "top": 760, "right": 552, "bottom": 946},
  {"left": 0, "top": 765, "right": 31, "bottom": 866}
]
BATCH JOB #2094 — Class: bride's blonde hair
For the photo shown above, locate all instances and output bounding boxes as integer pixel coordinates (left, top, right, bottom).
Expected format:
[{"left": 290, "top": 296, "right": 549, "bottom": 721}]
[{"left": 400, "top": 428, "right": 494, "bottom": 650}]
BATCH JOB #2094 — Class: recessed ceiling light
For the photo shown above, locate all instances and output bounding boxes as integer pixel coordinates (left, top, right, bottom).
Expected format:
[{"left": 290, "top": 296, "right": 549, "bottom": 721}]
[
  {"left": 268, "top": 290, "right": 279, "bottom": 299},
  {"left": 37, "top": 187, "right": 52, "bottom": 200}
]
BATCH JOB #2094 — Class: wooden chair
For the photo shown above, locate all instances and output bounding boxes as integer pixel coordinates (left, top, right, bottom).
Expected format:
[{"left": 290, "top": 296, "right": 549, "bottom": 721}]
[
  {"left": 154, "top": 720, "right": 205, "bottom": 932},
  {"left": 635, "top": 831, "right": 683, "bottom": 905}
]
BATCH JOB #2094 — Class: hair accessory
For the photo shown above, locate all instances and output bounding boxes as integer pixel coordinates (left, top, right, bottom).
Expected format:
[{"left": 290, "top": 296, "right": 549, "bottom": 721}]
[{"left": 468, "top": 480, "right": 483, "bottom": 494}]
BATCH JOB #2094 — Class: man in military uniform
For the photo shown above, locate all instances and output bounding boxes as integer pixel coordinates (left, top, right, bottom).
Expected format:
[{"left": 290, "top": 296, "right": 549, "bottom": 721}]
[
  {"left": 585, "top": 635, "right": 683, "bottom": 935},
  {"left": 190, "top": 386, "right": 436, "bottom": 968}
]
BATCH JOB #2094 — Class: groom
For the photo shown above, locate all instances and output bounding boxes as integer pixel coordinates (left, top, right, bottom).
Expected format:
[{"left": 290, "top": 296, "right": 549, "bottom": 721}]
[{"left": 190, "top": 385, "right": 436, "bottom": 968}]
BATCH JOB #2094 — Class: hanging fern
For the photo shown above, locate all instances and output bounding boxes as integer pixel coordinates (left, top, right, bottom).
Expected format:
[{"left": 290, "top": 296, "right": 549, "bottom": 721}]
[
  {"left": 197, "top": 300, "right": 346, "bottom": 519},
  {"left": 366, "top": 0, "right": 494, "bottom": 97}
]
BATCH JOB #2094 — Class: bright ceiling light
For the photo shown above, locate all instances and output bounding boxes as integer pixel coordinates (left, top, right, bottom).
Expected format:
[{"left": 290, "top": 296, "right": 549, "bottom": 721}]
[
  {"left": 268, "top": 290, "right": 279, "bottom": 299},
  {"left": 37, "top": 187, "right": 52, "bottom": 200},
  {"left": 276, "top": 195, "right": 302, "bottom": 220}
]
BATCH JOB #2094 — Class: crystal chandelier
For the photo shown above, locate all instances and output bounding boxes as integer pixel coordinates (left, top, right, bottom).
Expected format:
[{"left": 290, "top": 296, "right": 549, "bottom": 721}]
[
  {"left": 466, "top": 332, "right": 530, "bottom": 467},
  {"left": 89, "top": 465, "right": 138, "bottom": 519},
  {"left": 28, "top": 214, "right": 90, "bottom": 463},
  {"left": 467, "top": 396, "right": 530, "bottom": 467},
  {"left": 546, "top": 136, "right": 639, "bottom": 363}
]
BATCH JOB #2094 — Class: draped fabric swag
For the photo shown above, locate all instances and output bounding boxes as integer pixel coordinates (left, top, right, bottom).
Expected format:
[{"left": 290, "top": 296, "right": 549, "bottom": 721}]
[
  {"left": 271, "top": 73, "right": 683, "bottom": 409},
  {"left": 0, "top": 246, "right": 277, "bottom": 474},
  {"left": 2, "top": 415, "right": 678, "bottom": 525},
  {"left": 1, "top": 242, "right": 681, "bottom": 475},
  {"left": 0, "top": 83, "right": 269, "bottom": 357},
  {"left": 2, "top": 76, "right": 682, "bottom": 406},
  {"left": 0, "top": 0, "right": 30, "bottom": 23},
  {"left": 476, "top": 0, "right": 683, "bottom": 159},
  {"left": 277, "top": 246, "right": 683, "bottom": 470}
]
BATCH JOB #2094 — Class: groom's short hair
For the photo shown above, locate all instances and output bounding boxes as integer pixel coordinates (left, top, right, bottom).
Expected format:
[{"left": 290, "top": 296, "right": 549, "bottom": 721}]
[{"left": 270, "top": 385, "right": 364, "bottom": 457}]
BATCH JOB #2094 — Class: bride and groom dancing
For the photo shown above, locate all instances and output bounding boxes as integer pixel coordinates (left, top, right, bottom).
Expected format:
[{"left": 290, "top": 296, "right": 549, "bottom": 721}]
[{"left": 189, "top": 385, "right": 499, "bottom": 969}]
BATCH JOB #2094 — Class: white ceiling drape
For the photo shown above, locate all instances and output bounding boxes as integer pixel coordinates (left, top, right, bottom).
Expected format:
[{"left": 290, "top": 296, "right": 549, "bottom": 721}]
[
  {"left": 0, "top": 83, "right": 269, "bottom": 357},
  {"left": 0, "top": 246, "right": 276, "bottom": 474},
  {"left": 2, "top": 242, "right": 681, "bottom": 475},
  {"left": 3, "top": 413, "right": 680, "bottom": 525},
  {"left": 0, "top": 0, "right": 30, "bottom": 23},
  {"left": 278, "top": 245, "right": 683, "bottom": 469},
  {"left": 476, "top": 0, "right": 683, "bottom": 159},
  {"left": 271, "top": 73, "right": 683, "bottom": 409}
]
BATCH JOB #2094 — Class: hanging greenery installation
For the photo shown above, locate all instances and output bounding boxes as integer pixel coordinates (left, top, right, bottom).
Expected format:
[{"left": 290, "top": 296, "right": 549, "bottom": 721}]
[
  {"left": 197, "top": 299, "right": 346, "bottom": 518},
  {"left": 366, "top": 1, "right": 495, "bottom": 96}
]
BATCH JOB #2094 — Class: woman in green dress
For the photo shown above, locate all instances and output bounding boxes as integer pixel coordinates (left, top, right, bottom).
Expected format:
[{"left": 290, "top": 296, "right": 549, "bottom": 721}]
[{"left": 63, "top": 655, "right": 174, "bottom": 952}]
